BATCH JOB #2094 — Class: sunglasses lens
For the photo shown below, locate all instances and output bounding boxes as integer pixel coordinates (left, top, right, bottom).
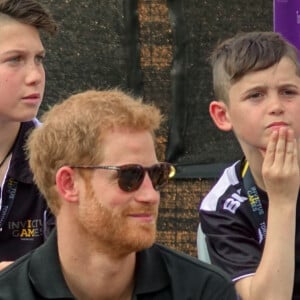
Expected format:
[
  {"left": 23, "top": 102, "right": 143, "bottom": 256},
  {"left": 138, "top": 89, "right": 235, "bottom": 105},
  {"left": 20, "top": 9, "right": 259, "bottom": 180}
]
[
  {"left": 118, "top": 165, "right": 145, "bottom": 192},
  {"left": 117, "top": 163, "right": 175, "bottom": 192},
  {"left": 148, "top": 163, "right": 172, "bottom": 190}
]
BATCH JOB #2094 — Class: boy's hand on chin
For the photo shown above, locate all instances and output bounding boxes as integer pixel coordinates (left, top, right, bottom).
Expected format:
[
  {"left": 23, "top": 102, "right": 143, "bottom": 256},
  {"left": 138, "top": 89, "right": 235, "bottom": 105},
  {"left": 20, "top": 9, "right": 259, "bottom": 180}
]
[{"left": 262, "top": 127, "right": 300, "bottom": 204}]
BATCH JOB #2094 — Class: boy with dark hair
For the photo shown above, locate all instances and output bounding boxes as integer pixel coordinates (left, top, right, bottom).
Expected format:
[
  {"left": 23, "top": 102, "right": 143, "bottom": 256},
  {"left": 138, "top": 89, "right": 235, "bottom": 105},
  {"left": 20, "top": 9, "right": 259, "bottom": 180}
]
[
  {"left": 199, "top": 31, "right": 300, "bottom": 300},
  {"left": 0, "top": 0, "right": 57, "bottom": 270}
]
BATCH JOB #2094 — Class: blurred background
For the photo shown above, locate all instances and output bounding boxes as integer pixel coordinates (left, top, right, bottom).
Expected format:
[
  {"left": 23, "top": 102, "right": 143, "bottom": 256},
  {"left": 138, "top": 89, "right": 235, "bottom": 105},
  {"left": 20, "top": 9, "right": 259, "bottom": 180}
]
[{"left": 40, "top": 0, "right": 274, "bottom": 256}]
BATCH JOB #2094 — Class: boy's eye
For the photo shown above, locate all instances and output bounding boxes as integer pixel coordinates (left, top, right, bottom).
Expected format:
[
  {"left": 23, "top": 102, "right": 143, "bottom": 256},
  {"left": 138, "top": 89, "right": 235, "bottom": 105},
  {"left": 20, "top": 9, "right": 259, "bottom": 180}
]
[
  {"left": 281, "top": 89, "right": 297, "bottom": 96},
  {"left": 248, "top": 92, "right": 263, "bottom": 99},
  {"left": 9, "top": 56, "right": 21, "bottom": 63},
  {"left": 35, "top": 55, "right": 45, "bottom": 63}
]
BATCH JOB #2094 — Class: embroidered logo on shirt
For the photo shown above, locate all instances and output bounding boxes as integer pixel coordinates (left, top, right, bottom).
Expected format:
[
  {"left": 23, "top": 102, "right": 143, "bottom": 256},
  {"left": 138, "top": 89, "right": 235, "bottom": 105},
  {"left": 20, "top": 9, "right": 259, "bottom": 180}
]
[
  {"left": 5, "top": 178, "right": 43, "bottom": 240},
  {"left": 8, "top": 219, "right": 43, "bottom": 240}
]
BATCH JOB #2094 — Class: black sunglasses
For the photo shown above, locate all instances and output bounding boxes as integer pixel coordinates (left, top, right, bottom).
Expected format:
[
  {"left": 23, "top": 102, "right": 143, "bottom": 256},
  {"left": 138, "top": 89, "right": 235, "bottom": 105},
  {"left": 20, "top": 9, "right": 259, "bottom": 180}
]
[{"left": 70, "top": 162, "right": 176, "bottom": 192}]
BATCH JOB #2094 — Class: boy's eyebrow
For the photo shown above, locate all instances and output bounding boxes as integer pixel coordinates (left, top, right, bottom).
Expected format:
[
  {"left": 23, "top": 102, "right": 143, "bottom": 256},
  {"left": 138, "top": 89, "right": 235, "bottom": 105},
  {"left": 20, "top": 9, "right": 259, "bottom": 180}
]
[
  {"left": 242, "top": 83, "right": 300, "bottom": 94},
  {"left": 239, "top": 85, "right": 267, "bottom": 97},
  {"left": 277, "top": 83, "right": 300, "bottom": 89},
  {"left": 242, "top": 84, "right": 267, "bottom": 92},
  {"left": 37, "top": 49, "right": 46, "bottom": 55},
  {"left": 0, "top": 48, "right": 46, "bottom": 55}
]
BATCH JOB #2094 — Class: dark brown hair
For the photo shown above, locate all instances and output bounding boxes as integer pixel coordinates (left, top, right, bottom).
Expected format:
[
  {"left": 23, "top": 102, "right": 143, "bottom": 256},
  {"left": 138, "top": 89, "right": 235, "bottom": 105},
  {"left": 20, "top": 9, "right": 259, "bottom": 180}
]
[
  {"left": 210, "top": 31, "right": 300, "bottom": 103},
  {"left": 0, "top": 0, "right": 58, "bottom": 35}
]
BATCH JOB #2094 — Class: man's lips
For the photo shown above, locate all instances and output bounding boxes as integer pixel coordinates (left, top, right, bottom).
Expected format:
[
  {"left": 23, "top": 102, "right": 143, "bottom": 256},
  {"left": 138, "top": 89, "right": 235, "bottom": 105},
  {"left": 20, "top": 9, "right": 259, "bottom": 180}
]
[{"left": 128, "top": 212, "right": 157, "bottom": 222}]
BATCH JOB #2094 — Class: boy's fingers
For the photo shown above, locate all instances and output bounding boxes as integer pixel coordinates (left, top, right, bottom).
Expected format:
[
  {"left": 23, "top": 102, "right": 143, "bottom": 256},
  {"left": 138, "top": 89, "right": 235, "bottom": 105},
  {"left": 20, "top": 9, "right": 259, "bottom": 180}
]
[
  {"left": 297, "top": 138, "right": 300, "bottom": 166},
  {"left": 274, "top": 127, "right": 287, "bottom": 161},
  {"left": 285, "top": 130, "right": 297, "bottom": 166},
  {"left": 263, "top": 130, "right": 278, "bottom": 166}
]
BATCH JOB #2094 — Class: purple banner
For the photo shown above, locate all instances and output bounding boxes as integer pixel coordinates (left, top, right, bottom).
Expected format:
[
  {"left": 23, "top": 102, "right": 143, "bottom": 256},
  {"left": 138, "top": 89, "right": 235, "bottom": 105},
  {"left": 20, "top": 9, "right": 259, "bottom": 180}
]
[{"left": 273, "top": 0, "right": 300, "bottom": 51}]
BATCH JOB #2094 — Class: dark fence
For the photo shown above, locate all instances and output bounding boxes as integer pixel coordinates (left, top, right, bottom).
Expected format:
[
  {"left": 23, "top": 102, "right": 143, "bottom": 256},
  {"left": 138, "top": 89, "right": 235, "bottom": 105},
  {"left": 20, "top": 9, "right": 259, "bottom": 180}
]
[{"left": 40, "top": 0, "right": 273, "bottom": 255}]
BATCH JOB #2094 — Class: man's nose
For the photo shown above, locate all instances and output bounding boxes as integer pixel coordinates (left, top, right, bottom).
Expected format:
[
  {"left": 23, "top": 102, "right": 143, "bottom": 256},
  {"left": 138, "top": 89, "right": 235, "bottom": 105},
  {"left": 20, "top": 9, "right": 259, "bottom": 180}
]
[{"left": 134, "top": 173, "right": 160, "bottom": 204}]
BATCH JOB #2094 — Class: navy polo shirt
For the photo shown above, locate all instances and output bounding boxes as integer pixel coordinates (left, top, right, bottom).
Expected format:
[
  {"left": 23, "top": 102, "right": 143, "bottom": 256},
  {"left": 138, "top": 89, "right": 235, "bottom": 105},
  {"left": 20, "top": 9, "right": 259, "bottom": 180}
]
[
  {"left": 0, "top": 121, "right": 53, "bottom": 261},
  {"left": 0, "top": 230, "right": 237, "bottom": 299}
]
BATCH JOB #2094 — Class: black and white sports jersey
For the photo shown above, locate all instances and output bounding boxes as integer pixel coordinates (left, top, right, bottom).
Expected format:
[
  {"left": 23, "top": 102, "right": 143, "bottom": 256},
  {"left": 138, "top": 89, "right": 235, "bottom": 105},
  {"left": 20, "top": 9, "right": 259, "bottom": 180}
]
[{"left": 199, "top": 159, "right": 300, "bottom": 299}]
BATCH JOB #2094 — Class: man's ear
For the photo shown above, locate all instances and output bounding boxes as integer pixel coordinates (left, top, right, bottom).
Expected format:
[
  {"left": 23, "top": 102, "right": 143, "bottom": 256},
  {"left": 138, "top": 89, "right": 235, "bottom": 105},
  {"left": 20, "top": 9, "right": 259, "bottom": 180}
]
[
  {"left": 56, "top": 166, "right": 79, "bottom": 203},
  {"left": 209, "top": 100, "right": 232, "bottom": 131}
]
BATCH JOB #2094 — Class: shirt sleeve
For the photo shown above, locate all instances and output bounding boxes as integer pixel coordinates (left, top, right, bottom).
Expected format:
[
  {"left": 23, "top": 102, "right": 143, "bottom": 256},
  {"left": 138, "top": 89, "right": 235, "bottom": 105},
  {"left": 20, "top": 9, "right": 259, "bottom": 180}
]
[{"left": 200, "top": 205, "right": 262, "bottom": 282}]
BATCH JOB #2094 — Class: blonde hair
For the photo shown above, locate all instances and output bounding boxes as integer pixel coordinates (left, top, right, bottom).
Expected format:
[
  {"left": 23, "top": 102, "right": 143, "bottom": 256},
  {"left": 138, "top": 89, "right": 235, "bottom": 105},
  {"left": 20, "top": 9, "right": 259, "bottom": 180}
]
[
  {"left": 27, "top": 89, "right": 162, "bottom": 214},
  {"left": 210, "top": 31, "right": 300, "bottom": 104}
]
